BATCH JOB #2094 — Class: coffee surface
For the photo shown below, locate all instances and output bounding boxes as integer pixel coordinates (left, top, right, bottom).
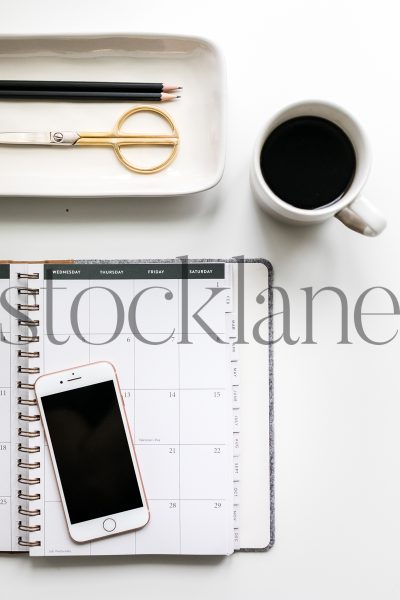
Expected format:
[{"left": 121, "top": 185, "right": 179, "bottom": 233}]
[{"left": 260, "top": 116, "right": 356, "bottom": 210}]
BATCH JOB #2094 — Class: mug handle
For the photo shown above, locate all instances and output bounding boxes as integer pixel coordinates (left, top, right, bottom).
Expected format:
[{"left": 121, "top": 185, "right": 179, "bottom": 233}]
[{"left": 335, "top": 195, "right": 387, "bottom": 236}]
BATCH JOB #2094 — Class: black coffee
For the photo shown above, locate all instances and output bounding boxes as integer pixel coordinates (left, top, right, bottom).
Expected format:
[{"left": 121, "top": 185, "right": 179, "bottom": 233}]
[{"left": 260, "top": 116, "right": 356, "bottom": 210}]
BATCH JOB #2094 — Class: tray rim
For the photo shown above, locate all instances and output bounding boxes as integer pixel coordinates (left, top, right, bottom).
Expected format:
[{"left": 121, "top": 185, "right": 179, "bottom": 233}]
[{"left": 0, "top": 32, "right": 226, "bottom": 198}]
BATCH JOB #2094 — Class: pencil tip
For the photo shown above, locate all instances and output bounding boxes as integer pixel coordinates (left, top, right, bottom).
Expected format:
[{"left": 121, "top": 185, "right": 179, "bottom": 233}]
[
  {"left": 161, "top": 92, "right": 182, "bottom": 101},
  {"left": 163, "top": 83, "right": 183, "bottom": 92}
]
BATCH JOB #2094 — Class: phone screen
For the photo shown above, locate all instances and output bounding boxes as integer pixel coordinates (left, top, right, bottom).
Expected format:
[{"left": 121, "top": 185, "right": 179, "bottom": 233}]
[{"left": 41, "top": 380, "right": 143, "bottom": 524}]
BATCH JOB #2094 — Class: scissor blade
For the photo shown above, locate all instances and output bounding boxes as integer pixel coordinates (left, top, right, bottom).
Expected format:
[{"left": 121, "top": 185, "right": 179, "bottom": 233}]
[
  {"left": 0, "top": 131, "right": 79, "bottom": 145},
  {"left": 0, "top": 131, "right": 51, "bottom": 145}
]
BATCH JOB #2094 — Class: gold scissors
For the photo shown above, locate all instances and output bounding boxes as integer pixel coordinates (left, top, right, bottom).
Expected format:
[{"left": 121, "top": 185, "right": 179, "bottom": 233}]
[{"left": 0, "top": 106, "right": 179, "bottom": 174}]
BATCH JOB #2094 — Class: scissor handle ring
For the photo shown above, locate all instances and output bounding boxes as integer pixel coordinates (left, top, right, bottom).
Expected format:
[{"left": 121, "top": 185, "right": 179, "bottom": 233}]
[{"left": 113, "top": 105, "right": 179, "bottom": 174}]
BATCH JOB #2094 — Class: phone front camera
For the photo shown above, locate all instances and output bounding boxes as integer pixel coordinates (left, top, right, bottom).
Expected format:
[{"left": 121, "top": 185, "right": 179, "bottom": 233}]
[{"left": 60, "top": 380, "right": 63, "bottom": 384}]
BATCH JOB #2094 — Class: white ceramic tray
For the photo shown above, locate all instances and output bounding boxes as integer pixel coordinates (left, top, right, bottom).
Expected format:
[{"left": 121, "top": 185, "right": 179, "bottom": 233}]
[{"left": 0, "top": 34, "right": 225, "bottom": 197}]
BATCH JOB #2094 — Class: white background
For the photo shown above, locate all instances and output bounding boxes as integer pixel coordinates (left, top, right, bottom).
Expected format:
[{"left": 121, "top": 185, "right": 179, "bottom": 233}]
[{"left": 1, "top": 1, "right": 400, "bottom": 598}]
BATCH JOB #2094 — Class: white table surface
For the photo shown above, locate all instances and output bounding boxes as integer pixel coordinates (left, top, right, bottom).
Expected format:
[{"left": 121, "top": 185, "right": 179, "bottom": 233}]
[{"left": 1, "top": 1, "right": 399, "bottom": 598}]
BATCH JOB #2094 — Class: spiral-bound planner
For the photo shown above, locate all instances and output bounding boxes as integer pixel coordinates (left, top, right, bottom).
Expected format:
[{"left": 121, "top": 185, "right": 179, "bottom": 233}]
[{"left": 0, "top": 259, "right": 274, "bottom": 556}]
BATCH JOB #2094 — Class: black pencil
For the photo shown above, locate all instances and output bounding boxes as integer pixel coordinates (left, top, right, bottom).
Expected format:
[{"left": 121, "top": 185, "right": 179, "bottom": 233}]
[
  {"left": 0, "top": 90, "right": 180, "bottom": 102},
  {"left": 0, "top": 80, "right": 181, "bottom": 93}
]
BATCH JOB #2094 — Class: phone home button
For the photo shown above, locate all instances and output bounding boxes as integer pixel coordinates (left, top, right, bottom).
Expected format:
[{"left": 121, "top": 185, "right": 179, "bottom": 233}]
[{"left": 103, "top": 518, "right": 116, "bottom": 532}]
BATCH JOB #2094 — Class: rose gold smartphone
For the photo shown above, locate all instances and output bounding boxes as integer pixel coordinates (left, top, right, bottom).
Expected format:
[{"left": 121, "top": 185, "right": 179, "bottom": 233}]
[{"left": 35, "top": 361, "right": 149, "bottom": 542}]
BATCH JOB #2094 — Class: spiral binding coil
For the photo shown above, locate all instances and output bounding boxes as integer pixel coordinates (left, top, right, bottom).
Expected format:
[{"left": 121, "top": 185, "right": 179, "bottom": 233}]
[{"left": 17, "top": 273, "right": 41, "bottom": 548}]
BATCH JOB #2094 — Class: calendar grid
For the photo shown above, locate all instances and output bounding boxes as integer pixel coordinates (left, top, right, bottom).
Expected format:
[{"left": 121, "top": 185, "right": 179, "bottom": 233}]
[
  {"left": 29, "top": 265, "right": 236, "bottom": 556},
  {"left": 177, "top": 277, "right": 181, "bottom": 553}
]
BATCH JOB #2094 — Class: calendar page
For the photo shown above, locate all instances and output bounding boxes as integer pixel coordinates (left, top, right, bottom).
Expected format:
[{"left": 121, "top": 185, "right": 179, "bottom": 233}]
[
  {"left": 0, "top": 265, "right": 12, "bottom": 552},
  {"left": 29, "top": 261, "right": 236, "bottom": 556},
  {"left": 0, "top": 263, "right": 44, "bottom": 553}
]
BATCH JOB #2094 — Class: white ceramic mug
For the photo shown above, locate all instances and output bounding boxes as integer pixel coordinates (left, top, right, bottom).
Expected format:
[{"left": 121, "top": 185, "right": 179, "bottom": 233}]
[{"left": 250, "top": 100, "right": 386, "bottom": 236}]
